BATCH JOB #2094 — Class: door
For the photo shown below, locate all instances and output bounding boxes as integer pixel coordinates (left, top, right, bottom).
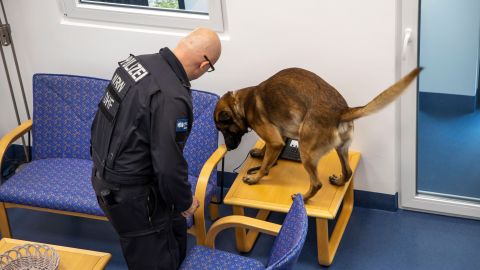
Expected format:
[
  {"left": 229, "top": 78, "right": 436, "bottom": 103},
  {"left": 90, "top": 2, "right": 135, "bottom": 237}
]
[{"left": 400, "top": 0, "right": 480, "bottom": 218}]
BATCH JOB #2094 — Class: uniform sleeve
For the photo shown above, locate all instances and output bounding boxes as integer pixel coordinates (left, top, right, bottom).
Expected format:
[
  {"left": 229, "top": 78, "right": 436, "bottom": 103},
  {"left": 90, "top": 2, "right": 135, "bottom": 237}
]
[{"left": 150, "top": 92, "right": 193, "bottom": 213}]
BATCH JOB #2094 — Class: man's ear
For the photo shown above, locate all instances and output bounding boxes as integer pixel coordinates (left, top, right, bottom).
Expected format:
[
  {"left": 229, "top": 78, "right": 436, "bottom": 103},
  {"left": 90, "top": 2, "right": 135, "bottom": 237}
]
[
  {"left": 199, "top": 60, "right": 210, "bottom": 71},
  {"left": 218, "top": 110, "right": 231, "bottom": 122}
]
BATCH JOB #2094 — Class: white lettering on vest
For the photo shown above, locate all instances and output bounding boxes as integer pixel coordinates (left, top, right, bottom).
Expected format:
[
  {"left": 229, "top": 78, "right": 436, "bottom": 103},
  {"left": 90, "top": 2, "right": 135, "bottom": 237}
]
[
  {"left": 127, "top": 63, "right": 148, "bottom": 82},
  {"left": 111, "top": 73, "right": 126, "bottom": 93},
  {"left": 121, "top": 56, "right": 136, "bottom": 69},
  {"left": 102, "top": 92, "right": 115, "bottom": 109},
  {"left": 121, "top": 56, "right": 149, "bottom": 82}
]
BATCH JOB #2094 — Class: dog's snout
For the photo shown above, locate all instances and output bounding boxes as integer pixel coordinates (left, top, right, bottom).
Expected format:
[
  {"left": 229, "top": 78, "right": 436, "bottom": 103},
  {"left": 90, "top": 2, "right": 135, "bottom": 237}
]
[
  {"left": 223, "top": 133, "right": 242, "bottom": 151},
  {"left": 225, "top": 137, "right": 240, "bottom": 151}
]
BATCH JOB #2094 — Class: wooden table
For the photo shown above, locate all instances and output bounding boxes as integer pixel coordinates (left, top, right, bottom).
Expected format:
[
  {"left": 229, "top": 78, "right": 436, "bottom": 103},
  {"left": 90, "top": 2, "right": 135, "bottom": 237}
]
[
  {"left": 224, "top": 140, "right": 361, "bottom": 266},
  {"left": 0, "top": 238, "right": 111, "bottom": 270}
]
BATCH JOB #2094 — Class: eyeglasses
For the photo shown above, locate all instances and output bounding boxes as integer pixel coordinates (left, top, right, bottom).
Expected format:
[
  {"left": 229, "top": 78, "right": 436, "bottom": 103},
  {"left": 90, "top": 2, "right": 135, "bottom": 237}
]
[{"left": 204, "top": 55, "right": 215, "bottom": 72}]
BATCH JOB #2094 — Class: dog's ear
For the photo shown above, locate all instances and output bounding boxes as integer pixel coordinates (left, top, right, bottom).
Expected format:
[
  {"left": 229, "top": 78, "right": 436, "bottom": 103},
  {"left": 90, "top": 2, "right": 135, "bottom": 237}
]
[{"left": 219, "top": 110, "right": 231, "bottom": 122}]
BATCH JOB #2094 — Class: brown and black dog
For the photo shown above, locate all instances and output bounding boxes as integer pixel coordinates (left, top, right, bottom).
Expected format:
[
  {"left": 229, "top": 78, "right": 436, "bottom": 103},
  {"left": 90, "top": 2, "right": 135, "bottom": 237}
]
[{"left": 214, "top": 67, "right": 421, "bottom": 202}]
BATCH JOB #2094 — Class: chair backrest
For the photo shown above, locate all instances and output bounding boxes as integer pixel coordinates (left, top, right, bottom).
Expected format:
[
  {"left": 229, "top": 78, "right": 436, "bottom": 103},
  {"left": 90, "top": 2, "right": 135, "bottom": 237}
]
[
  {"left": 32, "top": 74, "right": 107, "bottom": 160},
  {"left": 32, "top": 74, "right": 219, "bottom": 181},
  {"left": 183, "top": 90, "right": 219, "bottom": 180},
  {"left": 266, "top": 194, "right": 308, "bottom": 270}
]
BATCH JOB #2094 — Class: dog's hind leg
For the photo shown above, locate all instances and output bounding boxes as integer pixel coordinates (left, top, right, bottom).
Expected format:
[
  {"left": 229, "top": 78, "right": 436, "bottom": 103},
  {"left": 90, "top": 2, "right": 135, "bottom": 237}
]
[
  {"left": 329, "top": 142, "right": 352, "bottom": 186},
  {"left": 296, "top": 119, "right": 333, "bottom": 202},
  {"left": 297, "top": 143, "right": 330, "bottom": 203},
  {"left": 329, "top": 122, "right": 354, "bottom": 186}
]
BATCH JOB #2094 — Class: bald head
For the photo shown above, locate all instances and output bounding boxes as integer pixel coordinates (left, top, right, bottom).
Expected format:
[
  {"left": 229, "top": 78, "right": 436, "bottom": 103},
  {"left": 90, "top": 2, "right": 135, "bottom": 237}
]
[{"left": 173, "top": 28, "right": 221, "bottom": 81}]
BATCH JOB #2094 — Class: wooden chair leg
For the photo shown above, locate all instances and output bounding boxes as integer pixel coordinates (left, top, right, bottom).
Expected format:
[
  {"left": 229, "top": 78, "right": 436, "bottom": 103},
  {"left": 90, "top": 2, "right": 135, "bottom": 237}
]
[
  {"left": 233, "top": 206, "right": 271, "bottom": 252},
  {"left": 0, "top": 202, "right": 12, "bottom": 238},
  {"left": 209, "top": 196, "right": 220, "bottom": 221}
]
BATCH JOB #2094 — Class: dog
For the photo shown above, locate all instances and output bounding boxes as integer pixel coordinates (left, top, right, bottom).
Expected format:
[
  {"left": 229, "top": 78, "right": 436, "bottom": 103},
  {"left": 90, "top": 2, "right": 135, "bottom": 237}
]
[{"left": 214, "top": 67, "right": 421, "bottom": 202}]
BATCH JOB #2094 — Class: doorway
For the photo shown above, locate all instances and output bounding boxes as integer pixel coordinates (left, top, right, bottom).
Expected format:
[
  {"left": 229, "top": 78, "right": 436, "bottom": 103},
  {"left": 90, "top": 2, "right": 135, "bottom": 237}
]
[{"left": 400, "top": 0, "right": 480, "bottom": 218}]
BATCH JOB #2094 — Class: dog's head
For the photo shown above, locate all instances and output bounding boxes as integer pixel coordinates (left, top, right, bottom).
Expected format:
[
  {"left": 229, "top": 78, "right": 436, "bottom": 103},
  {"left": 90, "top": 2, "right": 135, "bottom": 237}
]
[{"left": 214, "top": 91, "right": 249, "bottom": 151}]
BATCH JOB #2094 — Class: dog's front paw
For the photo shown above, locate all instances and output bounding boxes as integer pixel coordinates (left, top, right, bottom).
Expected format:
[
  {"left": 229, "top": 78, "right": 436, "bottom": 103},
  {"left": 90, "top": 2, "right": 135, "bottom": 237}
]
[
  {"left": 249, "top": 148, "right": 265, "bottom": 159},
  {"left": 329, "top": 174, "right": 345, "bottom": 186},
  {"left": 247, "top": 166, "right": 260, "bottom": 175},
  {"left": 242, "top": 176, "right": 259, "bottom": 185}
]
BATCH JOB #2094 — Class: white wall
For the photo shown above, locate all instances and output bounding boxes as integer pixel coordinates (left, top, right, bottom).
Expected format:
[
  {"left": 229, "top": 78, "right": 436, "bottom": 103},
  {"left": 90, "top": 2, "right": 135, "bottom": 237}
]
[{"left": 0, "top": 0, "right": 400, "bottom": 195}]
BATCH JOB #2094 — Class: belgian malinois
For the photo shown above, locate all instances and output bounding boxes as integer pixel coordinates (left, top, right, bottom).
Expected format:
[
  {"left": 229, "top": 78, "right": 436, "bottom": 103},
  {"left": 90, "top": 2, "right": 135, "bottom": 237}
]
[{"left": 214, "top": 67, "right": 421, "bottom": 202}]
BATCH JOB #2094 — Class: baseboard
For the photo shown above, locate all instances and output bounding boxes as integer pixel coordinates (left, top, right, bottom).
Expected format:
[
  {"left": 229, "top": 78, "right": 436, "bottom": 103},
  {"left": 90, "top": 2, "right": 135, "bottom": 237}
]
[
  {"left": 353, "top": 190, "right": 398, "bottom": 212},
  {"left": 477, "top": 89, "right": 480, "bottom": 107},
  {"left": 217, "top": 171, "right": 398, "bottom": 212},
  {"left": 419, "top": 92, "right": 476, "bottom": 114}
]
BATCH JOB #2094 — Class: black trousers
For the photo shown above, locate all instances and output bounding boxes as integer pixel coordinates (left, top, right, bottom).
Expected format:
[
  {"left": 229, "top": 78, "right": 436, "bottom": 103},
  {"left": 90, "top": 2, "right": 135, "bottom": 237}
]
[
  {"left": 118, "top": 212, "right": 187, "bottom": 270},
  {"left": 92, "top": 174, "right": 186, "bottom": 270}
]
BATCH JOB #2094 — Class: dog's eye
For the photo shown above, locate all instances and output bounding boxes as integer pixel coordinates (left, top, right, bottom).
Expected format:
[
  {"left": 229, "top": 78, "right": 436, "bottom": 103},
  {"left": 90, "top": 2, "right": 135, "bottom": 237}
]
[
  {"left": 220, "top": 119, "right": 233, "bottom": 124},
  {"left": 219, "top": 111, "right": 231, "bottom": 122},
  {"left": 229, "top": 126, "right": 241, "bottom": 133}
]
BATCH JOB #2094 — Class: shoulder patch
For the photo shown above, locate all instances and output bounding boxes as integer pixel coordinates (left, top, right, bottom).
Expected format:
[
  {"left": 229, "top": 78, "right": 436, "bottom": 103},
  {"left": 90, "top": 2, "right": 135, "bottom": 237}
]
[{"left": 176, "top": 118, "right": 189, "bottom": 133}]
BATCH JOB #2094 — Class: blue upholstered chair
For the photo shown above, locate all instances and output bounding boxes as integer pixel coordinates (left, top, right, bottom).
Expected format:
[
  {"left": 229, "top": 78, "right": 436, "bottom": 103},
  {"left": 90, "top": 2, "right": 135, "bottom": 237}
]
[
  {"left": 180, "top": 194, "right": 308, "bottom": 270},
  {"left": 0, "top": 74, "right": 226, "bottom": 245}
]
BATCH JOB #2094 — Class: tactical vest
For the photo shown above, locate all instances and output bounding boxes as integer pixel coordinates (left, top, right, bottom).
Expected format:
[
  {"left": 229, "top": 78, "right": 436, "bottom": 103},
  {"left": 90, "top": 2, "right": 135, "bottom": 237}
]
[{"left": 91, "top": 53, "right": 193, "bottom": 186}]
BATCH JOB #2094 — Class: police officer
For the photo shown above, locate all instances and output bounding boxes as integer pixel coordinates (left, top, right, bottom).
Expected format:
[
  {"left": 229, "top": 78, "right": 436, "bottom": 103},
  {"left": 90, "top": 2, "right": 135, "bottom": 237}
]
[{"left": 90, "top": 28, "right": 221, "bottom": 270}]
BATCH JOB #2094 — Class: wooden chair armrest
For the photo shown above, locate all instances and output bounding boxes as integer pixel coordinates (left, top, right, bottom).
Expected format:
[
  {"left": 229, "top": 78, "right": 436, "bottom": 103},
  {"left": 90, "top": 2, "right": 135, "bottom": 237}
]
[
  {"left": 193, "top": 144, "right": 227, "bottom": 245},
  {"left": 205, "top": 215, "right": 281, "bottom": 248},
  {"left": 0, "top": 120, "right": 32, "bottom": 170}
]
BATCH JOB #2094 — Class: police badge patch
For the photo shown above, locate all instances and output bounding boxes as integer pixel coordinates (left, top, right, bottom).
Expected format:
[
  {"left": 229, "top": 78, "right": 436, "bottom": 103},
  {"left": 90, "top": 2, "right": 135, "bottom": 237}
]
[
  {"left": 175, "top": 118, "right": 189, "bottom": 149},
  {"left": 176, "top": 118, "right": 189, "bottom": 132}
]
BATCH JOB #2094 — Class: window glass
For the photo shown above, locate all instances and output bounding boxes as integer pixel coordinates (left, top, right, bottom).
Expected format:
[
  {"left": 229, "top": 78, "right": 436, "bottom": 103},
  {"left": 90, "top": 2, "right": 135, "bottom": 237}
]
[{"left": 80, "top": 0, "right": 209, "bottom": 14}]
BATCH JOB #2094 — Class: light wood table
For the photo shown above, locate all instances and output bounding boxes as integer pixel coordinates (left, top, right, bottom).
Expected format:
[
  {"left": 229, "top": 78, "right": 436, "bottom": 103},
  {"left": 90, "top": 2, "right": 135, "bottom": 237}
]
[
  {"left": 0, "top": 238, "right": 111, "bottom": 270},
  {"left": 224, "top": 140, "right": 361, "bottom": 266}
]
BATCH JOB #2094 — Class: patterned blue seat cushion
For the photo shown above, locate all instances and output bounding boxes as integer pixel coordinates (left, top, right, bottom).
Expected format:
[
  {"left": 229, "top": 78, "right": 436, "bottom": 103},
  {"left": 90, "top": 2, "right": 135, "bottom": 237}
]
[
  {"left": 0, "top": 158, "right": 216, "bottom": 224},
  {"left": 0, "top": 158, "right": 103, "bottom": 216},
  {"left": 180, "top": 245, "right": 265, "bottom": 270}
]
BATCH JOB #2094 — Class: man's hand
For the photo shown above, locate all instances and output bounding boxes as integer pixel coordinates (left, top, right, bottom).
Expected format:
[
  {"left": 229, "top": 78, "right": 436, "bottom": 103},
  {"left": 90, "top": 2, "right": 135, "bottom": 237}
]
[{"left": 181, "top": 196, "right": 200, "bottom": 218}]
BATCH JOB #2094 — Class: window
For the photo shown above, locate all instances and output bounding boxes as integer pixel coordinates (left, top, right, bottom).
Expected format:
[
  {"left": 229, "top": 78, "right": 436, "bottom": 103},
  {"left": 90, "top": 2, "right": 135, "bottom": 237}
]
[
  {"left": 79, "top": 0, "right": 208, "bottom": 13},
  {"left": 62, "top": 0, "right": 224, "bottom": 31}
]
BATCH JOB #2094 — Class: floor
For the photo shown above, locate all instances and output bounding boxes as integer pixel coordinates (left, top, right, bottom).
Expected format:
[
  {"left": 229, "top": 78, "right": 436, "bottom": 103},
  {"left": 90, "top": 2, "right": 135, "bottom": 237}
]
[
  {"left": 417, "top": 109, "right": 480, "bottom": 200},
  {"left": 5, "top": 203, "right": 480, "bottom": 270}
]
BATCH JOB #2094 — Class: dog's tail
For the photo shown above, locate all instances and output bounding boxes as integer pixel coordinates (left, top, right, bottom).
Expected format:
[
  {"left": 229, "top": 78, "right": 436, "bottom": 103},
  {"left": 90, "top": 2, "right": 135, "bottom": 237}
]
[{"left": 340, "top": 67, "right": 422, "bottom": 122}]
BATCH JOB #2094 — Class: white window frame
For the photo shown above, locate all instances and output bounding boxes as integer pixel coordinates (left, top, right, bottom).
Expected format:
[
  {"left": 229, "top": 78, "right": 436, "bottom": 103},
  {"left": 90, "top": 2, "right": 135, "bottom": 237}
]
[{"left": 61, "top": 0, "right": 224, "bottom": 32}]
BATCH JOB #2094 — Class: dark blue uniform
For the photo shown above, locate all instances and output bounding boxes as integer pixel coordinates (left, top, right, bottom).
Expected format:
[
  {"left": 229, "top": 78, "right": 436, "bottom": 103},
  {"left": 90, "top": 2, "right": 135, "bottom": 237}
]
[{"left": 91, "top": 48, "right": 193, "bottom": 270}]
